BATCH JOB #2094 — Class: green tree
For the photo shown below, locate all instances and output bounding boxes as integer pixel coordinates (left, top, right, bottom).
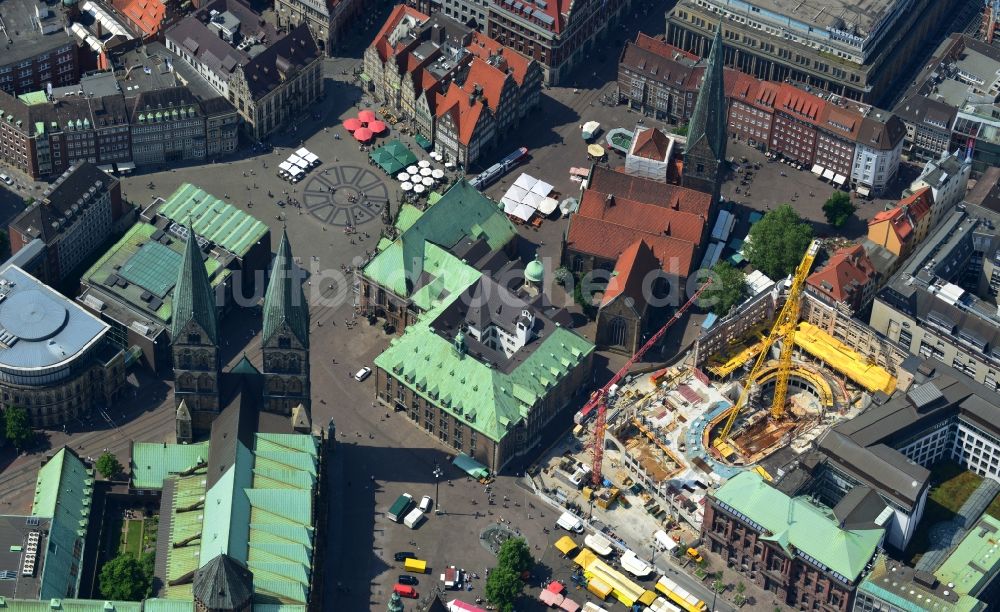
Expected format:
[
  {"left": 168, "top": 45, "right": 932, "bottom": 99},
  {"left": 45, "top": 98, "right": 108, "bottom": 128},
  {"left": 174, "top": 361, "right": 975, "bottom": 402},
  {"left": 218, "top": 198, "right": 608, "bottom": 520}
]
[
  {"left": 734, "top": 581, "right": 747, "bottom": 606},
  {"left": 822, "top": 191, "right": 856, "bottom": 227},
  {"left": 99, "top": 552, "right": 154, "bottom": 600},
  {"left": 96, "top": 452, "right": 123, "bottom": 479},
  {"left": 485, "top": 565, "right": 522, "bottom": 612},
  {"left": 673, "top": 123, "right": 689, "bottom": 136},
  {"left": 496, "top": 537, "right": 534, "bottom": 575},
  {"left": 703, "top": 262, "right": 747, "bottom": 315},
  {"left": 3, "top": 407, "right": 32, "bottom": 451},
  {"left": 746, "top": 205, "right": 813, "bottom": 278}
]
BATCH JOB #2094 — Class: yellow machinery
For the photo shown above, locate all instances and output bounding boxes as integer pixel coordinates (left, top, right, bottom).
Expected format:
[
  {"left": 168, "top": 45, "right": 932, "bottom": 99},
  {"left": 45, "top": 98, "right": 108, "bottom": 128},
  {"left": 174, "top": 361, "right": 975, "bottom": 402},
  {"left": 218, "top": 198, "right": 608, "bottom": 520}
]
[{"left": 715, "top": 240, "right": 821, "bottom": 448}]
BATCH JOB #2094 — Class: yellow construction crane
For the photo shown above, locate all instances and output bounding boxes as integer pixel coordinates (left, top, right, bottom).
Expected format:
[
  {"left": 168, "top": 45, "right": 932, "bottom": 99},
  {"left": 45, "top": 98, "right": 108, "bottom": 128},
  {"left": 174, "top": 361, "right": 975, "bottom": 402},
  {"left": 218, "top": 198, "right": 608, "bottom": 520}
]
[{"left": 714, "top": 239, "right": 821, "bottom": 448}]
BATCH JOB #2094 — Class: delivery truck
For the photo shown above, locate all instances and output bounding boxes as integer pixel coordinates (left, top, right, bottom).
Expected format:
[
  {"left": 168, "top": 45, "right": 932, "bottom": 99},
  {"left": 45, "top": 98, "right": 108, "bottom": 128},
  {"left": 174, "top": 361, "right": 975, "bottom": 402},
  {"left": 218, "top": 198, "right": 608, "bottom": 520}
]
[
  {"left": 403, "top": 507, "right": 425, "bottom": 529},
  {"left": 557, "top": 511, "right": 585, "bottom": 533},
  {"left": 388, "top": 493, "right": 414, "bottom": 522}
]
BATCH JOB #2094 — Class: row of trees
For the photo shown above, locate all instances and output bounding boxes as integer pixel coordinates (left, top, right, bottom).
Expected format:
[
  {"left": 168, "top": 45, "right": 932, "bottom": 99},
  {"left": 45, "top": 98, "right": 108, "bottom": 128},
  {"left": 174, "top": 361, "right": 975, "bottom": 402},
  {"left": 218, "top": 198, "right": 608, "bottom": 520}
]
[{"left": 485, "top": 538, "right": 534, "bottom": 612}]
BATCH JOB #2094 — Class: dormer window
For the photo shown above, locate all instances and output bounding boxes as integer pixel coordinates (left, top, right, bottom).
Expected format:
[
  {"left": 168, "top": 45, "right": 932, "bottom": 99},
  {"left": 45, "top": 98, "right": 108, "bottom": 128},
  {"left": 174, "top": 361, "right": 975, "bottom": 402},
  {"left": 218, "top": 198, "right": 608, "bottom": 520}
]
[
  {"left": 279, "top": 336, "right": 291, "bottom": 349},
  {"left": 187, "top": 333, "right": 201, "bottom": 344}
]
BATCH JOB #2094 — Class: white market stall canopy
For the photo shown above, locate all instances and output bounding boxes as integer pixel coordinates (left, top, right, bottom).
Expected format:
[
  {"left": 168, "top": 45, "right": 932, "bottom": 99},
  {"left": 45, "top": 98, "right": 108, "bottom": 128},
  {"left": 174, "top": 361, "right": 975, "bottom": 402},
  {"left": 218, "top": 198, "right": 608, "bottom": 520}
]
[
  {"left": 501, "top": 173, "right": 555, "bottom": 220},
  {"left": 278, "top": 161, "right": 294, "bottom": 173}
]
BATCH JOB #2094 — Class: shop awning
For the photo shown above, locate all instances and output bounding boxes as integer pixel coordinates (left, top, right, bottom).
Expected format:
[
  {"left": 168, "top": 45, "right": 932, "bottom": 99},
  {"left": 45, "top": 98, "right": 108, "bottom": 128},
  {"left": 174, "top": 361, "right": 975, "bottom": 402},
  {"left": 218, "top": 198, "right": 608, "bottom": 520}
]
[
  {"left": 811, "top": 164, "right": 824, "bottom": 175},
  {"left": 415, "top": 133, "right": 432, "bottom": 150},
  {"left": 358, "top": 73, "right": 371, "bottom": 83},
  {"left": 554, "top": 536, "right": 578, "bottom": 555},
  {"left": 453, "top": 453, "right": 489, "bottom": 478},
  {"left": 856, "top": 185, "right": 871, "bottom": 197},
  {"left": 822, "top": 168, "right": 835, "bottom": 180},
  {"left": 833, "top": 173, "right": 846, "bottom": 185}
]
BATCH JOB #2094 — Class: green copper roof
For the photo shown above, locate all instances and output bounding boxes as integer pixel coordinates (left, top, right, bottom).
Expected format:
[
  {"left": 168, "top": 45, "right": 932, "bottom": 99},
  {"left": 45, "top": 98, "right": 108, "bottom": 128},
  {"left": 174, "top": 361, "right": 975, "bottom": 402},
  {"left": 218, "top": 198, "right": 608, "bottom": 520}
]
[
  {"left": 713, "top": 471, "right": 883, "bottom": 582},
  {"left": 525, "top": 257, "right": 544, "bottom": 283},
  {"left": 131, "top": 441, "right": 209, "bottom": 489},
  {"left": 395, "top": 203, "right": 424, "bottom": 233},
  {"left": 17, "top": 91, "right": 49, "bottom": 106},
  {"left": 262, "top": 229, "right": 310, "bottom": 348},
  {"left": 31, "top": 448, "right": 94, "bottom": 600},
  {"left": 0, "top": 599, "right": 143, "bottom": 611},
  {"left": 143, "top": 600, "right": 198, "bottom": 611},
  {"left": 934, "top": 515, "right": 1000, "bottom": 597},
  {"left": 857, "top": 554, "right": 984, "bottom": 612},
  {"left": 231, "top": 354, "right": 262, "bottom": 375},
  {"left": 374, "top": 297, "right": 593, "bottom": 442},
  {"left": 157, "top": 184, "right": 268, "bottom": 257},
  {"left": 162, "top": 473, "right": 208, "bottom": 600},
  {"left": 686, "top": 26, "right": 727, "bottom": 162},
  {"left": 171, "top": 225, "right": 218, "bottom": 343},
  {"left": 363, "top": 179, "right": 516, "bottom": 298}
]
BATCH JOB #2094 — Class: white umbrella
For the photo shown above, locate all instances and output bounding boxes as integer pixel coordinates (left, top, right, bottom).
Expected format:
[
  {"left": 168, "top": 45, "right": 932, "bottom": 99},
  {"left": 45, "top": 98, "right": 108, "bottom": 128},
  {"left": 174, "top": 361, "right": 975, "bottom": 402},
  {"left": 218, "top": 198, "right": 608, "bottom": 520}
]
[
  {"left": 445, "top": 161, "right": 455, "bottom": 168},
  {"left": 407, "top": 165, "right": 419, "bottom": 174},
  {"left": 413, "top": 184, "right": 425, "bottom": 194},
  {"left": 398, "top": 172, "right": 410, "bottom": 182},
  {"left": 419, "top": 167, "right": 432, "bottom": 177},
  {"left": 400, "top": 182, "right": 413, "bottom": 191},
  {"left": 431, "top": 169, "right": 445, "bottom": 180},
  {"left": 421, "top": 176, "right": 434, "bottom": 187},
  {"left": 418, "top": 160, "right": 431, "bottom": 169},
  {"left": 432, "top": 152, "right": 443, "bottom": 161}
]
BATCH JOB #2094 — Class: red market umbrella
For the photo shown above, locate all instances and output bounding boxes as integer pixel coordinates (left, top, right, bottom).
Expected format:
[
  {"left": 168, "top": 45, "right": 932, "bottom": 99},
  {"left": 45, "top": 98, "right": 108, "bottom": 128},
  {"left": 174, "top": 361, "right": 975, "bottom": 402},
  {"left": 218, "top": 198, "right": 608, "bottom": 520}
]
[
  {"left": 358, "top": 109, "right": 376, "bottom": 124},
  {"left": 368, "top": 120, "right": 387, "bottom": 134},
  {"left": 354, "top": 127, "right": 373, "bottom": 141},
  {"left": 343, "top": 117, "right": 361, "bottom": 131}
]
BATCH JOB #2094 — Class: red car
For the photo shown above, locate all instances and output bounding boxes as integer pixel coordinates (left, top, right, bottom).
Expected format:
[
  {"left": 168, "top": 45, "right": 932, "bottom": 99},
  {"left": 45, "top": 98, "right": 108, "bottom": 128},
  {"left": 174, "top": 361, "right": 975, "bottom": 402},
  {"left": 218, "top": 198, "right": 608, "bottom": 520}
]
[{"left": 394, "top": 584, "right": 418, "bottom": 598}]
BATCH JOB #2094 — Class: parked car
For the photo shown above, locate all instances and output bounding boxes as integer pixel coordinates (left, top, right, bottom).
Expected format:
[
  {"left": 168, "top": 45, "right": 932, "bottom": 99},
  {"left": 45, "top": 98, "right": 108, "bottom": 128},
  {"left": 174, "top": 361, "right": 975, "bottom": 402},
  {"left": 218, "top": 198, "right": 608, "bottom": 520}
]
[
  {"left": 419, "top": 495, "right": 432, "bottom": 512},
  {"left": 0, "top": 174, "right": 13, "bottom": 186},
  {"left": 354, "top": 366, "right": 372, "bottom": 381},
  {"left": 398, "top": 575, "right": 418, "bottom": 585},
  {"left": 393, "top": 551, "right": 415, "bottom": 562}
]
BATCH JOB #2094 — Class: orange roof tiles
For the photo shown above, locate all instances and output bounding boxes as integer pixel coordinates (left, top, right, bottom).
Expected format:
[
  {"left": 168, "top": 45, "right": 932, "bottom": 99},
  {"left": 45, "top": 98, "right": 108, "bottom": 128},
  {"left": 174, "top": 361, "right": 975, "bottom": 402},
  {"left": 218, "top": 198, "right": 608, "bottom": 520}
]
[
  {"left": 633, "top": 33, "right": 698, "bottom": 62},
  {"left": 122, "top": 0, "right": 165, "bottom": 37},
  {"left": 776, "top": 83, "right": 825, "bottom": 123},
  {"left": 436, "top": 82, "right": 487, "bottom": 146},
  {"left": 567, "top": 216, "right": 697, "bottom": 277},
  {"left": 630, "top": 127, "right": 671, "bottom": 161},
  {"left": 578, "top": 190, "right": 704, "bottom": 243},
  {"left": 819, "top": 105, "right": 864, "bottom": 140},
  {"left": 466, "top": 32, "right": 533, "bottom": 86},
  {"left": 806, "top": 244, "right": 876, "bottom": 303},
  {"left": 871, "top": 207, "right": 914, "bottom": 242},
  {"left": 601, "top": 239, "right": 661, "bottom": 309},
  {"left": 587, "top": 166, "right": 712, "bottom": 218},
  {"left": 371, "top": 5, "right": 428, "bottom": 62},
  {"left": 898, "top": 186, "right": 933, "bottom": 220},
  {"left": 462, "top": 58, "right": 509, "bottom": 113}
]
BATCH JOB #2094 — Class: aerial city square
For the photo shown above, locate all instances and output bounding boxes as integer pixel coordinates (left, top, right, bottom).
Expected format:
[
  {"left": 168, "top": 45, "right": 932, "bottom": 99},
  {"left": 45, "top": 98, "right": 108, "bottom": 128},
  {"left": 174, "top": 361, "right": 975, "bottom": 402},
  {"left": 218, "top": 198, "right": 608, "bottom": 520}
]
[{"left": 1, "top": 0, "right": 1000, "bottom": 610}]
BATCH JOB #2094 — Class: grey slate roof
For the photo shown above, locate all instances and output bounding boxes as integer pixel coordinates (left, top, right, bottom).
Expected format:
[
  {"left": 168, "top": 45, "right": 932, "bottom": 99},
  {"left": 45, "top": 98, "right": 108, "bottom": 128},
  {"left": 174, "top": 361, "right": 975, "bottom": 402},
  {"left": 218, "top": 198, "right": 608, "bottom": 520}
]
[
  {"left": 170, "top": 225, "right": 219, "bottom": 343},
  {"left": 193, "top": 553, "right": 254, "bottom": 610},
  {"left": 262, "top": 228, "right": 310, "bottom": 348},
  {"left": 242, "top": 23, "right": 319, "bottom": 101},
  {"left": 10, "top": 162, "right": 117, "bottom": 243},
  {"left": 685, "top": 27, "right": 727, "bottom": 163}
]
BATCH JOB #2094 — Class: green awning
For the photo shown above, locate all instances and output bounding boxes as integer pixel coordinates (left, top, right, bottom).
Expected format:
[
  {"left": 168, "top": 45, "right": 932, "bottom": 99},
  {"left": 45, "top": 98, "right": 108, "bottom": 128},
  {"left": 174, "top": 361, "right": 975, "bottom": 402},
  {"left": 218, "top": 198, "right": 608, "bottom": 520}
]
[
  {"left": 414, "top": 133, "right": 432, "bottom": 150},
  {"left": 359, "top": 73, "right": 371, "bottom": 83},
  {"left": 453, "top": 453, "right": 489, "bottom": 479}
]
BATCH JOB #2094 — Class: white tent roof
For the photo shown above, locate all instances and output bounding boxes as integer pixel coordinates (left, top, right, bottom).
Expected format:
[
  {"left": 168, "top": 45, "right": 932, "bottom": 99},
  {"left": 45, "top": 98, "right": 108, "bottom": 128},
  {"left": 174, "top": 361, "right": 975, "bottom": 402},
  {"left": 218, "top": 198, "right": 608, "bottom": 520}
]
[
  {"left": 513, "top": 173, "right": 537, "bottom": 191},
  {"left": 537, "top": 196, "right": 559, "bottom": 216},
  {"left": 288, "top": 154, "right": 304, "bottom": 165},
  {"left": 289, "top": 167, "right": 305, "bottom": 177},
  {"left": 502, "top": 199, "right": 519, "bottom": 215},
  {"left": 582, "top": 121, "right": 600, "bottom": 133},
  {"left": 304, "top": 152, "right": 319, "bottom": 164},
  {"left": 504, "top": 184, "right": 529, "bottom": 202},
  {"left": 511, "top": 203, "right": 534, "bottom": 221},
  {"left": 529, "top": 179, "right": 553, "bottom": 197},
  {"left": 278, "top": 161, "right": 294, "bottom": 172}
]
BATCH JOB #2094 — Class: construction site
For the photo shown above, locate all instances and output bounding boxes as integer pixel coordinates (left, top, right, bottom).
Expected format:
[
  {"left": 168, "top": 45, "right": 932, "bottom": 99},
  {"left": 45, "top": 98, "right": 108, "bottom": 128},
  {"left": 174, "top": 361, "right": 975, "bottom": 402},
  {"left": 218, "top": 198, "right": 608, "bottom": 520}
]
[{"left": 535, "top": 240, "right": 902, "bottom": 541}]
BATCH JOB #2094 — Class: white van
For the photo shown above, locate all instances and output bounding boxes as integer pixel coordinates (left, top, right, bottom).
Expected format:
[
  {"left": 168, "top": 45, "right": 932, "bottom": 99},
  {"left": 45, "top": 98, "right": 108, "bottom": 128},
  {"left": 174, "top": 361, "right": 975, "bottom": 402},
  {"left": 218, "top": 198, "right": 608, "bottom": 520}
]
[
  {"left": 556, "top": 511, "right": 584, "bottom": 533},
  {"left": 403, "top": 508, "right": 425, "bottom": 529}
]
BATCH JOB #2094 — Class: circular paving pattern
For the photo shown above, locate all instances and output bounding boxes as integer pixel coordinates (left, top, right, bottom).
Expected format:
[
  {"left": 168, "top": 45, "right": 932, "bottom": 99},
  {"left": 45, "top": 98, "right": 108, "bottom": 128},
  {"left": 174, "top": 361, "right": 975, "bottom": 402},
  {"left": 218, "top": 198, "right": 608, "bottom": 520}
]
[{"left": 302, "top": 166, "right": 390, "bottom": 227}]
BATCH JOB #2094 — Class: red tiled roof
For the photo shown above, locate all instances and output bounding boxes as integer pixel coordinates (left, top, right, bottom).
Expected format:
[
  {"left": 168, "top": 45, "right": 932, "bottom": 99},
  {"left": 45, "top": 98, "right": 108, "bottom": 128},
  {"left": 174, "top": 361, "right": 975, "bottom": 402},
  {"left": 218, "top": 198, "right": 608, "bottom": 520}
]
[
  {"left": 630, "top": 127, "right": 672, "bottom": 161},
  {"left": 751, "top": 81, "right": 781, "bottom": 112},
  {"left": 727, "top": 71, "right": 759, "bottom": 101},
  {"left": 566, "top": 216, "right": 697, "bottom": 276},
  {"left": 587, "top": 166, "right": 712, "bottom": 218},
  {"left": 898, "top": 186, "right": 933, "bottom": 221},
  {"left": 462, "top": 58, "right": 509, "bottom": 113},
  {"left": 819, "top": 104, "right": 864, "bottom": 140},
  {"left": 466, "top": 32, "right": 533, "bottom": 86},
  {"left": 633, "top": 33, "right": 698, "bottom": 62},
  {"left": 371, "top": 5, "right": 429, "bottom": 62},
  {"left": 870, "top": 206, "right": 914, "bottom": 242},
  {"left": 493, "top": 0, "right": 568, "bottom": 34},
  {"left": 601, "top": 239, "right": 661, "bottom": 309},
  {"left": 806, "top": 244, "right": 876, "bottom": 303},
  {"left": 578, "top": 190, "right": 704, "bottom": 243},
  {"left": 435, "top": 82, "right": 487, "bottom": 146},
  {"left": 122, "top": 0, "right": 165, "bottom": 37},
  {"left": 776, "top": 83, "right": 825, "bottom": 124}
]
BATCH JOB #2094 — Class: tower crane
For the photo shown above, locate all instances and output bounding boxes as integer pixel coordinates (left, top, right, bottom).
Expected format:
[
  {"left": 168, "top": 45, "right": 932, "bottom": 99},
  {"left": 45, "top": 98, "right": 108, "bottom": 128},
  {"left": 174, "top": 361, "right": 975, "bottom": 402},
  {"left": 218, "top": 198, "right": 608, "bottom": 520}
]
[
  {"left": 585, "top": 280, "right": 712, "bottom": 487},
  {"left": 714, "top": 240, "right": 820, "bottom": 451}
]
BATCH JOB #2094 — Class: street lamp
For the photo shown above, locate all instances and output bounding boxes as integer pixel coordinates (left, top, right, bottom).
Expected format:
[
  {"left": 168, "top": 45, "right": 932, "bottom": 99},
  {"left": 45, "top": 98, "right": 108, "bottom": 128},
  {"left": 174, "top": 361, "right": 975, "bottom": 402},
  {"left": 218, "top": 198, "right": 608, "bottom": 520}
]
[{"left": 433, "top": 464, "right": 443, "bottom": 515}]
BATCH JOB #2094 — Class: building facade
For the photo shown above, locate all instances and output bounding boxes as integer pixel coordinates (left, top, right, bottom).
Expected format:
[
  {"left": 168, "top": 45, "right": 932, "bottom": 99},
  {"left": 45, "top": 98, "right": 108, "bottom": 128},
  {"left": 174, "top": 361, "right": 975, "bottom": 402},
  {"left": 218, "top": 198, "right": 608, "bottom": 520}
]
[
  {"left": 0, "top": 264, "right": 126, "bottom": 428},
  {"left": 8, "top": 162, "right": 127, "bottom": 284},
  {"left": 851, "top": 114, "right": 906, "bottom": 196},
  {"left": 617, "top": 33, "right": 700, "bottom": 122},
  {"left": 666, "top": 0, "right": 958, "bottom": 105},
  {"left": 907, "top": 149, "right": 972, "bottom": 227},
  {"left": 275, "top": 0, "right": 361, "bottom": 54},
  {"left": 487, "top": 0, "right": 632, "bottom": 85},
  {"left": 128, "top": 87, "right": 239, "bottom": 165}
]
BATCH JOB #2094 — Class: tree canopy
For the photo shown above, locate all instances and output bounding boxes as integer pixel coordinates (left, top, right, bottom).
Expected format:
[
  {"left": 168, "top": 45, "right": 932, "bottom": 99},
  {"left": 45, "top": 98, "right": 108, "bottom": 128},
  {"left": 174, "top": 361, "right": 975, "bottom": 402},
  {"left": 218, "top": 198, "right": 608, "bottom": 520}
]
[
  {"left": 3, "top": 407, "right": 32, "bottom": 451},
  {"left": 822, "top": 191, "right": 856, "bottom": 228},
  {"left": 497, "top": 538, "right": 533, "bottom": 575},
  {"left": 746, "top": 205, "right": 814, "bottom": 278},
  {"left": 96, "top": 452, "right": 123, "bottom": 479},
  {"left": 485, "top": 565, "right": 522, "bottom": 612},
  {"left": 99, "top": 553, "right": 154, "bottom": 601},
  {"left": 703, "top": 262, "right": 747, "bottom": 315}
]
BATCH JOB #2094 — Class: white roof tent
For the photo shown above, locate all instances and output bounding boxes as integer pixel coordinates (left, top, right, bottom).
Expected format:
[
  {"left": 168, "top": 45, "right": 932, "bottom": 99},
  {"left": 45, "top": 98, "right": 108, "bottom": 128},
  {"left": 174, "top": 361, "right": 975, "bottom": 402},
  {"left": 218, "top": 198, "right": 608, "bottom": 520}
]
[
  {"left": 822, "top": 168, "right": 835, "bottom": 180},
  {"left": 501, "top": 173, "right": 554, "bottom": 221},
  {"left": 296, "top": 148, "right": 319, "bottom": 166},
  {"left": 833, "top": 174, "right": 847, "bottom": 185},
  {"left": 811, "top": 164, "right": 824, "bottom": 176}
]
